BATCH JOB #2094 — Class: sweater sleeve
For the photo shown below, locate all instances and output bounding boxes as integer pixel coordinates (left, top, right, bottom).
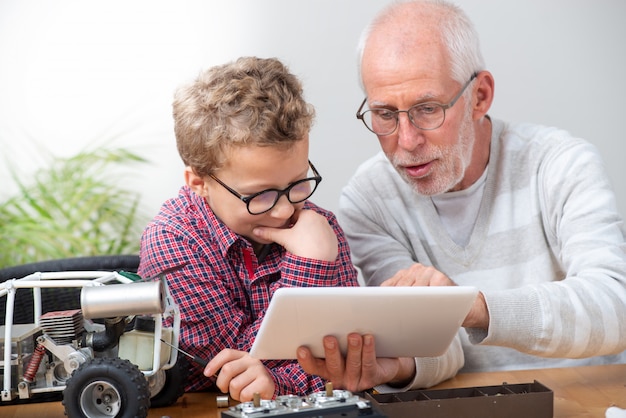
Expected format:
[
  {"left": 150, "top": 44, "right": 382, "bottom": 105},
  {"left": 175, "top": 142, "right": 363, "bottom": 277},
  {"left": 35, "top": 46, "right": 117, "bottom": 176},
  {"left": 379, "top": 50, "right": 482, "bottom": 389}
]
[{"left": 477, "top": 138, "right": 626, "bottom": 357}]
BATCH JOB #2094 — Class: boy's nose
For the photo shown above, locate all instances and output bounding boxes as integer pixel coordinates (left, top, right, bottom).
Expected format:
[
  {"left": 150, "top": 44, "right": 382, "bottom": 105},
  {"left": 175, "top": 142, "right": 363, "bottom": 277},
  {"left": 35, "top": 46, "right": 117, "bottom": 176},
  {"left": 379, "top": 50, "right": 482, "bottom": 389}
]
[{"left": 269, "top": 194, "right": 295, "bottom": 219}]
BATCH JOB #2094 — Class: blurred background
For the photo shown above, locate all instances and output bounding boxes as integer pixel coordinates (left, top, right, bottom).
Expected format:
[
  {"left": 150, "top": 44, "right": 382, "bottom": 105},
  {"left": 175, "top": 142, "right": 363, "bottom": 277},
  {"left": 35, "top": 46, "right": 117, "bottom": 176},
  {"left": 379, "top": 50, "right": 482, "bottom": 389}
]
[{"left": 1, "top": 0, "right": 625, "bottom": 263}]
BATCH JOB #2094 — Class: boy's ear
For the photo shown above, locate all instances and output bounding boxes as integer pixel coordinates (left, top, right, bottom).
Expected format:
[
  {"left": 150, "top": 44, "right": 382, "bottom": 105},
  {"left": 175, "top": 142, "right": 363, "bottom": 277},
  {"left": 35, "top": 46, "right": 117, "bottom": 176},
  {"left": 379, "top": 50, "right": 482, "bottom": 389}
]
[{"left": 184, "top": 166, "right": 208, "bottom": 197}]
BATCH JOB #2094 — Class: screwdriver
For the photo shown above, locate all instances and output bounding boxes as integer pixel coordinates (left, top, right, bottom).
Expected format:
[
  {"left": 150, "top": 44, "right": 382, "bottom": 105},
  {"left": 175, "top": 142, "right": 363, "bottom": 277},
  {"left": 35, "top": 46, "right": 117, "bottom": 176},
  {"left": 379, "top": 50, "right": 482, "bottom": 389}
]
[
  {"left": 161, "top": 338, "right": 221, "bottom": 377},
  {"left": 160, "top": 338, "right": 213, "bottom": 372}
]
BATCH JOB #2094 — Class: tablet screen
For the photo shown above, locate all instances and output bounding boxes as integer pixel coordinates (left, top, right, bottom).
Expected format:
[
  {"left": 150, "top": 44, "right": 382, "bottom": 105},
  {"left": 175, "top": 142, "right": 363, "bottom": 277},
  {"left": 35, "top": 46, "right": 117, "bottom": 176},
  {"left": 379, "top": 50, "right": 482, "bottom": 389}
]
[{"left": 249, "top": 286, "right": 478, "bottom": 359}]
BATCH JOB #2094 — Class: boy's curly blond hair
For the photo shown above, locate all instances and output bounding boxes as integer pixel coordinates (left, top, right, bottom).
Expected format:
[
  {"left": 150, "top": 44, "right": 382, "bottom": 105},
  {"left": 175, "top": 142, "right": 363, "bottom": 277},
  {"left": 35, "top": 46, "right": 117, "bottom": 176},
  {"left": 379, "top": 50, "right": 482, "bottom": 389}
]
[{"left": 173, "top": 57, "right": 315, "bottom": 177}]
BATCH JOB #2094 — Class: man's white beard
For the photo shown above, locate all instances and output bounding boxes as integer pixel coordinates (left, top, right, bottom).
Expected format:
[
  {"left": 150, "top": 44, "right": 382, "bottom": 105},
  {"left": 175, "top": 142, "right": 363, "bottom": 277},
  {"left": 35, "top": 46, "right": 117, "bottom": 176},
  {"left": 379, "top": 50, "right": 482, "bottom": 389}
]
[{"left": 390, "top": 106, "right": 475, "bottom": 196}]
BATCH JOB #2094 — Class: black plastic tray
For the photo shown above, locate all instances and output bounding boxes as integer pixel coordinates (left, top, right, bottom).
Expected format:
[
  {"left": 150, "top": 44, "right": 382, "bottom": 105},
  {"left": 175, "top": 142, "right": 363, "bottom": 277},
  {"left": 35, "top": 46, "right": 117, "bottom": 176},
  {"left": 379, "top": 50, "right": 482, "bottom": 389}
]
[{"left": 365, "top": 380, "right": 553, "bottom": 418}]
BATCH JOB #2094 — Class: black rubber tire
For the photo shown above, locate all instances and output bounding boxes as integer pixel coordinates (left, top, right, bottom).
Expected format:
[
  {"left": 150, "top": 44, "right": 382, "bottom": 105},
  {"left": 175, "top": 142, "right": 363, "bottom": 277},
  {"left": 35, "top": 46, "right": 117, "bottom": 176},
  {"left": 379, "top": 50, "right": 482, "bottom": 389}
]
[
  {"left": 62, "top": 357, "right": 150, "bottom": 418},
  {"left": 149, "top": 356, "right": 188, "bottom": 408}
]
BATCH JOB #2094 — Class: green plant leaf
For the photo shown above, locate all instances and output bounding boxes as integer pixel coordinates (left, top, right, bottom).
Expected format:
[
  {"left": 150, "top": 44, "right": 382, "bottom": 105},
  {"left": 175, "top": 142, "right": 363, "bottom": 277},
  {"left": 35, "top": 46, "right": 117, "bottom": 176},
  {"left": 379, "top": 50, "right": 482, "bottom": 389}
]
[{"left": 0, "top": 146, "right": 150, "bottom": 268}]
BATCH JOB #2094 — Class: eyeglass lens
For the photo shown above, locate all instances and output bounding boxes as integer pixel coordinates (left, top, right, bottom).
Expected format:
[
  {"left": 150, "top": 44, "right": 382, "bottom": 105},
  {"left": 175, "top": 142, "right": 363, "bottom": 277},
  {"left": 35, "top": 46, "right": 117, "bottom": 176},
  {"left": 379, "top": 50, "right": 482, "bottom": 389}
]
[
  {"left": 365, "top": 104, "right": 445, "bottom": 134},
  {"left": 247, "top": 178, "right": 317, "bottom": 214},
  {"left": 359, "top": 73, "right": 477, "bottom": 135}
]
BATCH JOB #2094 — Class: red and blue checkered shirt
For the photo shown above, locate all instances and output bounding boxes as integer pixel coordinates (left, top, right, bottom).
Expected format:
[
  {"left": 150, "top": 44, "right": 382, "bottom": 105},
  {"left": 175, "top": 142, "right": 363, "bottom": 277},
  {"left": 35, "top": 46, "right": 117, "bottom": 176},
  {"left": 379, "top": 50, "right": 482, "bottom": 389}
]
[{"left": 138, "top": 186, "right": 359, "bottom": 396}]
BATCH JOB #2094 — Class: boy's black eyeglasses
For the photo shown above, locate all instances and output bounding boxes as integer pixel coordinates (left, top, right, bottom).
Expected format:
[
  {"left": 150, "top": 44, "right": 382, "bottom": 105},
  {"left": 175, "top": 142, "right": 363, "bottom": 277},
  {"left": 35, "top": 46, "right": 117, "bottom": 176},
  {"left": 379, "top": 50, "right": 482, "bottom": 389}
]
[
  {"left": 356, "top": 72, "right": 478, "bottom": 135},
  {"left": 209, "top": 161, "right": 322, "bottom": 215}
]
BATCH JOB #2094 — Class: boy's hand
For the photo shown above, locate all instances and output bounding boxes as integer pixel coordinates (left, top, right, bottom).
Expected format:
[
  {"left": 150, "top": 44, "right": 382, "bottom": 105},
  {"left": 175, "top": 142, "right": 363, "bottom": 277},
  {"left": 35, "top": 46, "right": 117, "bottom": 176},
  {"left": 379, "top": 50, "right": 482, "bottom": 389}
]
[
  {"left": 253, "top": 209, "right": 338, "bottom": 261},
  {"left": 204, "top": 349, "right": 275, "bottom": 402}
]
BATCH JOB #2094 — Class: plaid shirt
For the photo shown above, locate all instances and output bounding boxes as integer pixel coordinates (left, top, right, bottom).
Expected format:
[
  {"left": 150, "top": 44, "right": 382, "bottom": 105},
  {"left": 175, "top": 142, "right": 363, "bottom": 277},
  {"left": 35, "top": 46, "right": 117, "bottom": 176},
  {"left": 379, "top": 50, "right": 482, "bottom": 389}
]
[{"left": 138, "top": 186, "right": 358, "bottom": 396}]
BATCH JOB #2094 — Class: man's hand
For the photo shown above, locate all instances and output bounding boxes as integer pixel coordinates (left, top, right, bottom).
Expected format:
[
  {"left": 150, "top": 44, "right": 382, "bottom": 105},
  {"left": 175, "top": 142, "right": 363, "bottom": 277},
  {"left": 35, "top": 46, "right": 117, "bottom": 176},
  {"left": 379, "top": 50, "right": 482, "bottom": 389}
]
[
  {"left": 204, "top": 349, "right": 275, "bottom": 402},
  {"left": 462, "top": 291, "right": 489, "bottom": 329},
  {"left": 381, "top": 263, "right": 490, "bottom": 329},
  {"left": 297, "top": 334, "right": 415, "bottom": 392},
  {"left": 253, "top": 209, "right": 338, "bottom": 261},
  {"left": 380, "top": 263, "right": 454, "bottom": 287}
]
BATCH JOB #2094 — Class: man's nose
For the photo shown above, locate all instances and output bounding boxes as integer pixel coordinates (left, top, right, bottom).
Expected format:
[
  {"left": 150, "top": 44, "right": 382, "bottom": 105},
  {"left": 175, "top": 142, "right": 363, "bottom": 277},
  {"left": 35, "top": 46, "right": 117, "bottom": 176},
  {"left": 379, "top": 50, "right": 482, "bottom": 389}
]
[{"left": 396, "top": 113, "right": 426, "bottom": 151}]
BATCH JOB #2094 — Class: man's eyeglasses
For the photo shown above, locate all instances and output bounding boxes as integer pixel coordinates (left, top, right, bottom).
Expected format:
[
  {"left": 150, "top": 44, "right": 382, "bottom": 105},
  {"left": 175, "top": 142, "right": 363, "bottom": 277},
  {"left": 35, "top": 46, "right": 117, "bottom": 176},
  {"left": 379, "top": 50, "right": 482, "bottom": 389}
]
[
  {"left": 356, "top": 72, "right": 478, "bottom": 136},
  {"left": 209, "top": 161, "right": 322, "bottom": 215}
]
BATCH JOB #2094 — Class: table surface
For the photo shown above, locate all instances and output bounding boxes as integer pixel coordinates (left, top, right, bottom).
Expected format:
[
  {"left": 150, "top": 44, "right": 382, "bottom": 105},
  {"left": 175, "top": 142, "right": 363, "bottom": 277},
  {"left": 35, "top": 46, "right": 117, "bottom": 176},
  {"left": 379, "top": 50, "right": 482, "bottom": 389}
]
[{"left": 2, "top": 363, "right": 625, "bottom": 417}]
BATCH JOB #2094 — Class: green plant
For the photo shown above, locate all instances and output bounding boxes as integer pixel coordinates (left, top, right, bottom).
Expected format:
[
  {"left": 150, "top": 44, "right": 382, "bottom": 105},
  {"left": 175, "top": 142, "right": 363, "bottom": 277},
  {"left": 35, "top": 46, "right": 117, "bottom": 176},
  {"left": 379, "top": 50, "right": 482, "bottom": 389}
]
[{"left": 0, "top": 147, "right": 149, "bottom": 267}]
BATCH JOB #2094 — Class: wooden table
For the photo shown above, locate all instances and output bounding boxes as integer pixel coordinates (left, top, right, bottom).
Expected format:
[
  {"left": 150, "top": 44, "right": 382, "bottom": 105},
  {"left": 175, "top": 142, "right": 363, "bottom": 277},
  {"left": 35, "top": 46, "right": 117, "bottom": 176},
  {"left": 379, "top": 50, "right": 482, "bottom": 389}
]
[{"left": 2, "top": 364, "right": 625, "bottom": 417}]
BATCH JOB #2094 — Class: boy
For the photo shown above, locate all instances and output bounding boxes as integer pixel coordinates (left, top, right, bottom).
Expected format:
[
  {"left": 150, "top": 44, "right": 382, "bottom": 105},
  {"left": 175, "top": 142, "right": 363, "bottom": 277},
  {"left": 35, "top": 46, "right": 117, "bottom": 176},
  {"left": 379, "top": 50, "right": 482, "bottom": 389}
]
[{"left": 138, "top": 57, "right": 359, "bottom": 402}]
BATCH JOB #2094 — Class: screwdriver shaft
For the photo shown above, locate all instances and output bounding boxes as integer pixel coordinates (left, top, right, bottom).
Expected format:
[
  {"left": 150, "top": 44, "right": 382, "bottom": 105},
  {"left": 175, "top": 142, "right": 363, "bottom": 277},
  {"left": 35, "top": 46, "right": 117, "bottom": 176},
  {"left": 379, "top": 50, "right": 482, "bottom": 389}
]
[{"left": 160, "top": 338, "right": 208, "bottom": 367}]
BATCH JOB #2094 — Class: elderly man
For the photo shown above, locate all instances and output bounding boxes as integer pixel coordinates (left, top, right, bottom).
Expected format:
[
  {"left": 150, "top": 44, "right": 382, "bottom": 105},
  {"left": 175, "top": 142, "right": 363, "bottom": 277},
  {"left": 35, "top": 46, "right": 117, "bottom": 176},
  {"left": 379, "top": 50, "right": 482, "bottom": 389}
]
[{"left": 297, "top": 0, "right": 626, "bottom": 393}]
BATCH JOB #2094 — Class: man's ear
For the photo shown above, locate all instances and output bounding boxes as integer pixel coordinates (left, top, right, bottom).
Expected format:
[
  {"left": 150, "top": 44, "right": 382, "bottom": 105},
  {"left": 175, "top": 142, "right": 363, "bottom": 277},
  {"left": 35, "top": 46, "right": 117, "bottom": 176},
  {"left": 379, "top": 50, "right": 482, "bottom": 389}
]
[
  {"left": 473, "top": 70, "right": 495, "bottom": 120},
  {"left": 184, "top": 166, "right": 208, "bottom": 197}
]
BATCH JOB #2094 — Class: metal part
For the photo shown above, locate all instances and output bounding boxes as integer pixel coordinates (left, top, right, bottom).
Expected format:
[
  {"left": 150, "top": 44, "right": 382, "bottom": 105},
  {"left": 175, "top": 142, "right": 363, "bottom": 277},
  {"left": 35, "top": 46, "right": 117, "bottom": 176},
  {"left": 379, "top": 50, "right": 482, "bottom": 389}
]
[
  {"left": 221, "top": 389, "right": 386, "bottom": 418},
  {"left": 81, "top": 281, "right": 165, "bottom": 319},
  {"left": 216, "top": 395, "right": 230, "bottom": 408},
  {"left": 39, "top": 309, "right": 84, "bottom": 344},
  {"left": 17, "top": 380, "right": 31, "bottom": 399},
  {"left": 39, "top": 335, "right": 91, "bottom": 375},
  {"left": 79, "top": 379, "right": 123, "bottom": 417},
  {"left": 159, "top": 339, "right": 208, "bottom": 368},
  {"left": 22, "top": 342, "right": 46, "bottom": 383}
]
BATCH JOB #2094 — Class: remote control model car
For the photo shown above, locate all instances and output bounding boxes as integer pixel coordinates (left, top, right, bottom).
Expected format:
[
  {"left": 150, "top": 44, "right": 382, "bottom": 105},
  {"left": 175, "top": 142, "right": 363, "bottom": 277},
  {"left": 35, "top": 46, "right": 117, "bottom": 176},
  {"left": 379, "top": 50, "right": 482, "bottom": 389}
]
[{"left": 0, "top": 270, "right": 185, "bottom": 418}]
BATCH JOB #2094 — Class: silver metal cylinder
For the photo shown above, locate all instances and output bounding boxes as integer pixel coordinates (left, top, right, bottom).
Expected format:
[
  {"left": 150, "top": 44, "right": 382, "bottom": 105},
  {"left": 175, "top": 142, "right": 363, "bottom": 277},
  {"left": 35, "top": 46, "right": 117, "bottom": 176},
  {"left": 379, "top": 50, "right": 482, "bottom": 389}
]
[
  {"left": 81, "top": 281, "right": 165, "bottom": 319},
  {"left": 216, "top": 395, "right": 230, "bottom": 408}
]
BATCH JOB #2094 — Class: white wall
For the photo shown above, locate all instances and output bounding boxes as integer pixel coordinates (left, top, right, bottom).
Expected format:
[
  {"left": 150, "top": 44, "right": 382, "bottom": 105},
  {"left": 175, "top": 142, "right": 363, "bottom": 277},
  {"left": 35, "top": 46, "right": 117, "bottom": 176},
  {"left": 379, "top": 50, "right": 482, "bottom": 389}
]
[{"left": 1, "top": 0, "right": 625, "bottom": 223}]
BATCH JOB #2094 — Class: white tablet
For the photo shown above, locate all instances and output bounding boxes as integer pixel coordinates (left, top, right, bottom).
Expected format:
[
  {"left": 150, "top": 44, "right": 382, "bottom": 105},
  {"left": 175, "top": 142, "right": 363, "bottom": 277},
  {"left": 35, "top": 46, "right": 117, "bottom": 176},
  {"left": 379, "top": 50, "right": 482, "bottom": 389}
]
[{"left": 249, "top": 286, "right": 478, "bottom": 360}]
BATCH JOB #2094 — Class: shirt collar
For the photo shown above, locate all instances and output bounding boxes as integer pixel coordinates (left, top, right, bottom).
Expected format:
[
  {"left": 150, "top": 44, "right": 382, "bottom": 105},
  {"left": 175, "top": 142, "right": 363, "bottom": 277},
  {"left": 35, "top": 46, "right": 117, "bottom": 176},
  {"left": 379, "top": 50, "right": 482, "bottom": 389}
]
[{"left": 187, "top": 185, "right": 250, "bottom": 257}]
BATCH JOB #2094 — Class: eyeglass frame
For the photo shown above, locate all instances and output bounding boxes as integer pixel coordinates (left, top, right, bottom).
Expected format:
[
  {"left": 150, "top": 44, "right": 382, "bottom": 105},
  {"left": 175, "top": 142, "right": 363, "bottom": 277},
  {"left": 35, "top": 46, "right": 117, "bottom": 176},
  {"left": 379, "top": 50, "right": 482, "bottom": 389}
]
[
  {"left": 356, "top": 72, "right": 479, "bottom": 136},
  {"left": 208, "top": 160, "right": 322, "bottom": 215}
]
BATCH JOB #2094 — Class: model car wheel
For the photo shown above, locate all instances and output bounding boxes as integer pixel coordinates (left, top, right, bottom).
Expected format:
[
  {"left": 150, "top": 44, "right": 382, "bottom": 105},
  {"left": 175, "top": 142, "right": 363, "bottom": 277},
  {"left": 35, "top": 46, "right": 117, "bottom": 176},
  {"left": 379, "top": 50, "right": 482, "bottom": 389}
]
[
  {"left": 148, "top": 356, "right": 188, "bottom": 407},
  {"left": 63, "top": 357, "right": 150, "bottom": 418}
]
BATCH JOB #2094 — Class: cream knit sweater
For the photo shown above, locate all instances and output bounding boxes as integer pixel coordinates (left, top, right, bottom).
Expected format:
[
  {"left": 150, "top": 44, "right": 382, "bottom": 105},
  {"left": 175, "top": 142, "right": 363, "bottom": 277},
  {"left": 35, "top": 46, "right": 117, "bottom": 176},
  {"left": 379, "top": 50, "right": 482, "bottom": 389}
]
[{"left": 340, "top": 119, "right": 626, "bottom": 389}]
